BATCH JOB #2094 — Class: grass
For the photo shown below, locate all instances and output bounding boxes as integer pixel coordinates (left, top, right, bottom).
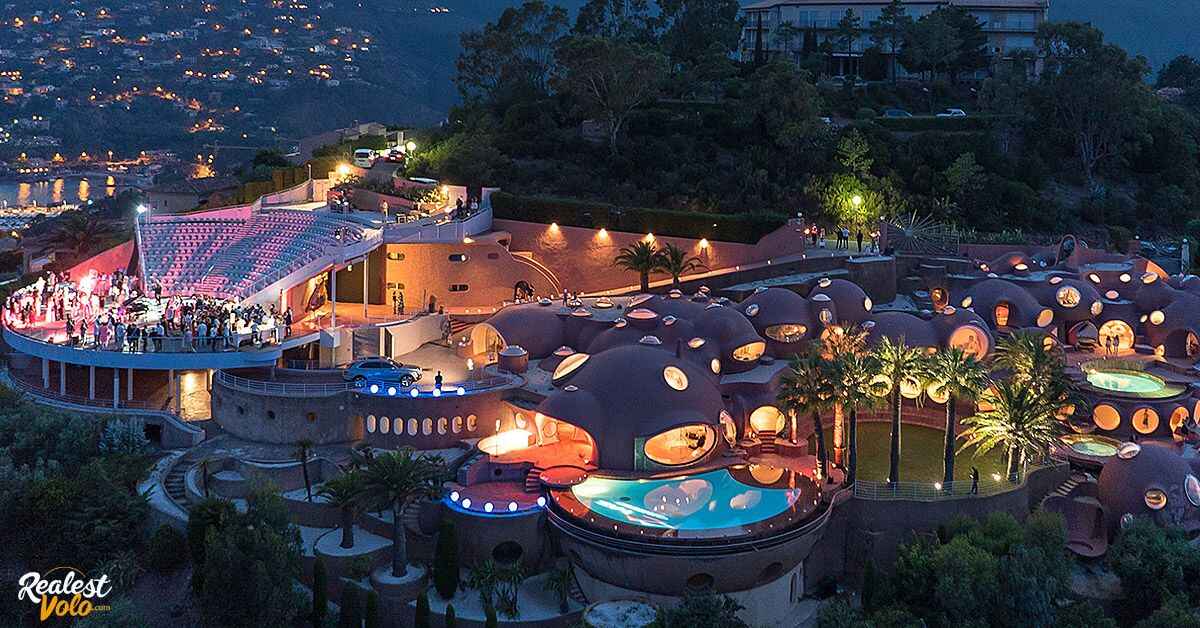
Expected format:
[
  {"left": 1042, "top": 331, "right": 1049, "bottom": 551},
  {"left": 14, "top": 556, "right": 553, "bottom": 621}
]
[{"left": 812, "top": 422, "right": 1008, "bottom": 483}]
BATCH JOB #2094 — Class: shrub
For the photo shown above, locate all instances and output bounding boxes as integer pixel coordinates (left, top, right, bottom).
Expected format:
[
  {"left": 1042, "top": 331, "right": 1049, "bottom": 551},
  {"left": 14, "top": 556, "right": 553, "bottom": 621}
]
[
  {"left": 98, "top": 418, "right": 150, "bottom": 456},
  {"left": 444, "top": 604, "right": 457, "bottom": 628},
  {"left": 338, "top": 586, "right": 362, "bottom": 628},
  {"left": 856, "top": 107, "right": 878, "bottom": 121},
  {"left": 489, "top": 192, "right": 787, "bottom": 244},
  {"left": 414, "top": 590, "right": 431, "bottom": 628},
  {"left": 145, "top": 524, "right": 187, "bottom": 572},
  {"left": 187, "top": 497, "right": 237, "bottom": 592},
  {"left": 312, "top": 558, "right": 328, "bottom": 626},
  {"left": 433, "top": 520, "right": 460, "bottom": 599}
]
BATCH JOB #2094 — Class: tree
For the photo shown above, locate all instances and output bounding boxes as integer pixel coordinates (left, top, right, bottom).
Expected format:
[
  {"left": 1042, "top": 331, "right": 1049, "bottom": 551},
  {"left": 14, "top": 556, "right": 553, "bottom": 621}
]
[
  {"left": 943, "top": 152, "right": 985, "bottom": 209},
  {"left": 414, "top": 590, "right": 431, "bottom": 628},
  {"left": 484, "top": 604, "right": 498, "bottom": 628},
  {"left": 836, "top": 129, "right": 873, "bottom": 177},
  {"left": 53, "top": 212, "right": 113, "bottom": 257},
  {"left": 820, "top": 324, "right": 869, "bottom": 466},
  {"left": 360, "top": 448, "right": 447, "bottom": 578},
  {"left": 312, "top": 558, "right": 328, "bottom": 627},
  {"left": 317, "top": 470, "right": 365, "bottom": 549},
  {"left": 959, "top": 379, "right": 1061, "bottom": 481},
  {"left": 573, "top": 0, "right": 654, "bottom": 41},
  {"left": 553, "top": 36, "right": 667, "bottom": 156},
  {"left": 338, "top": 585, "right": 362, "bottom": 628},
  {"left": 993, "top": 331, "right": 1075, "bottom": 410},
  {"left": 656, "top": 592, "right": 749, "bottom": 628},
  {"left": 870, "top": 0, "right": 912, "bottom": 82},
  {"left": 543, "top": 564, "right": 573, "bottom": 614},
  {"left": 1108, "top": 519, "right": 1200, "bottom": 621},
  {"left": 778, "top": 350, "right": 834, "bottom": 481},
  {"left": 433, "top": 520, "right": 461, "bottom": 600},
  {"left": 655, "top": 242, "right": 707, "bottom": 287},
  {"left": 1157, "top": 55, "right": 1200, "bottom": 89},
  {"left": 1033, "top": 22, "right": 1150, "bottom": 191},
  {"left": 655, "top": 0, "right": 743, "bottom": 77},
  {"left": 456, "top": 1, "right": 569, "bottom": 102},
  {"left": 871, "top": 337, "right": 930, "bottom": 485},
  {"left": 469, "top": 559, "right": 502, "bottom": 612},
  {"left": 928, "top": 347, "right": 990, "bottom": 486},
  {"left": 186, "top": 497, "right": 237, "bottom": 590},
  {"left": 294, "top": 438, "right": 315, "bottom": 502},
  {"left": 197, "top": 519, "right": 304, "bottom": 628},
  {"left": 614, "top": 240, "right": 660, "bottom": 292},
  {"left": 900, "top": 11, "right": 962, "bottom": 81},
  {"left": 937, "top": 6, "right": 988, "bottom": 80},
  {"left": 364, "top": 590, "right": 381, "bottom": 628},
  {"left": 834, "top": 9, "right": 862, "bottom": 60},
  {"left": 829, "top": 352, "right": 879, "bottom": 485}
]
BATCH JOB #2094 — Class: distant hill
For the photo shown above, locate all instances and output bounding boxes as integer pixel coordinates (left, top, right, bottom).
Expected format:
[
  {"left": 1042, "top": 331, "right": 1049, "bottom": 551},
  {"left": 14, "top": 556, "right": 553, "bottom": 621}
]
[{"left": 1050, "top": 0, "right": 1198, "bottom": 75}]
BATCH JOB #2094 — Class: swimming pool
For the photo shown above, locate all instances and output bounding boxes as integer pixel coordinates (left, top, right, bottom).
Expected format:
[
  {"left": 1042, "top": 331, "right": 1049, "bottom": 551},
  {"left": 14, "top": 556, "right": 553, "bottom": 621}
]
[
  {"left": 1062, "top": 434, "right": 1121, "bottom": 458},
  {"left": 1084, "top": 368, "right": 1180, "bottom": 399},
  {"left": 553, "top": 465, "right": 820, "bottom": 539}
]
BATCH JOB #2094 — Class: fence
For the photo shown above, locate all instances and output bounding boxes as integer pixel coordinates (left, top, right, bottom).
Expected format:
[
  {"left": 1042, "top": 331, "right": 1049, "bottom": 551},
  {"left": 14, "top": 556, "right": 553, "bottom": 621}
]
[
  {"left": 215, "top": 370, "right": 355, "bottom": 397},
  {"left": 852, "top": 457, "right": 1064, "bottom": 501}
]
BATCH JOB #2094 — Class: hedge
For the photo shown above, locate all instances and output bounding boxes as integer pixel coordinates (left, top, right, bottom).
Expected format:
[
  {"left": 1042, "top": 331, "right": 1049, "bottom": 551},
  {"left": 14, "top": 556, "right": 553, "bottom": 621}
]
[{"left": 490, "top": 192, "right": 787, "bottom": 244}]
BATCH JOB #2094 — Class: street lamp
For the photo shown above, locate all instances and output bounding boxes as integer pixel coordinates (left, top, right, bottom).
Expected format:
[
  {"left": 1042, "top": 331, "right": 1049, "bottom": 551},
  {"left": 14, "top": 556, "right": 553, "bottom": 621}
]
[{"left": 405, "top": 141, "right": 416, "bottom": 153}]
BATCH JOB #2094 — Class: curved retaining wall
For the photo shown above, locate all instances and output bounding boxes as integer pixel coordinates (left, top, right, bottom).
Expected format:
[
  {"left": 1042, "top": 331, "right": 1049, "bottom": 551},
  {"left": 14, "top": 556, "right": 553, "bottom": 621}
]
[{"left": 212, "top": 376, "right": 518, "bottom": 446}]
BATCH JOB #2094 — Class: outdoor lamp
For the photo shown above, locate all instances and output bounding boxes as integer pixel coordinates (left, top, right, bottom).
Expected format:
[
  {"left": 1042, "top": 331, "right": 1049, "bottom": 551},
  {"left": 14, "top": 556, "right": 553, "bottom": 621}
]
[
  {"left": 405, "top": 141, "right": 416, "bottom": 153},
  {"left": 851, "top": 194, "right": 863, "bottom": 208}
]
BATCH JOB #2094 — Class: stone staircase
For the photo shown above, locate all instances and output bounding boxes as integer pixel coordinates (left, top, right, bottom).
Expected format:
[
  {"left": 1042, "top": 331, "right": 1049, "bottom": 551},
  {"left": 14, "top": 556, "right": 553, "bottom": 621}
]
[
  {"left": 164, "top": 450, "right": 205, "bottom": 507},
  {"left": 523, "top": 466, "right": 545, "bottom": 493},
  {"left": 448, "top": 317, "right": 473, "bottom": 338},
  {"left": 759, "top": 433, "right": 778, "bottom": 455},
  {"left": 567, "top": 569, "right": 589, "bottom": 606},
  {"left": 1039, "top": 476, "right": 1082, "bottom": 510}
]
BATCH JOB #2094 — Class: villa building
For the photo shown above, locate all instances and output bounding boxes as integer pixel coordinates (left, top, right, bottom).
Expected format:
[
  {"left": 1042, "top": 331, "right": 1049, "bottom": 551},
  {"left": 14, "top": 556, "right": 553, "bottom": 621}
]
[
  {"left": 2, "top": 174, "right": 1198, "bottom": 626},
  {"left": 738, "top": 0, "right": 1050, "bottom": 78}
]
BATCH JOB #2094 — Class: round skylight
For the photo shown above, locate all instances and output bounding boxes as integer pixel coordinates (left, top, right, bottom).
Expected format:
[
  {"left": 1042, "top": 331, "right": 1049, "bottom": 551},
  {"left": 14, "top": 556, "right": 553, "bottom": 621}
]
[
  {"left": 1117, "top": 442, "right": 1141, "bottom": 459},
  {"left": 688, "top": 337, "right": 706, "bottom": 349},
  {"left": 710, "top": 358, "right": 721, "bottom": 374},
  {"left": 961, "top": 296, "right": 973, "bottom": 308},
  {"left": 1186, "top": 474, "right": 1200, "bottom": 508},
  {"left": 639, "top": 335, "right": 662, "bottom": 345},
  {"left": 552, "top": 353, "right": 589, "bottom": 381},
  {"left": 1150, "top": 310, "right": 1165, "bottom": 325},
  {"left": 745, "top": 304, "right": 760, "bottom": 317}
]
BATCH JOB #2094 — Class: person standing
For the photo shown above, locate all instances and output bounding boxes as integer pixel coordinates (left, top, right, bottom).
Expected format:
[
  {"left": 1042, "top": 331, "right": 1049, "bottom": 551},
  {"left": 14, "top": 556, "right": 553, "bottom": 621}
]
[
  {"left": 434, "top": 370, "right": 443, "bottom": 392},
  {"left": 856, "top": 229, "right": 864, "bottom": 253},
  {"left": 970, "top": 467, "right": 980, "bottom": 495}
]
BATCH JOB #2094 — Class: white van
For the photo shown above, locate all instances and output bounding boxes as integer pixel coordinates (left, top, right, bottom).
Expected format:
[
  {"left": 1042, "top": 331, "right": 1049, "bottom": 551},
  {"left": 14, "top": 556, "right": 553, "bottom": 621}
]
[{"left": 352, "top": 148, "right": 376, "bottom": 168}]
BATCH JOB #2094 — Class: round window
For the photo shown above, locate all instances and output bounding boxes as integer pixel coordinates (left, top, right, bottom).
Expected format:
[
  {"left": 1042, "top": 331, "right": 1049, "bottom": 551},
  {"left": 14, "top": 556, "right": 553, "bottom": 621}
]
[
  {"left": 710, "top": 358, "right": 721, "bottom": 374},
  {"left": 1150, "top": 310, "right": 1165, "bottom": 325},
  {"left": 719, "top": 410, "right": 737, "bottom": 446},
  {"left": 553, "top": 353, "right": 589, "bottom": 381},
  {"left": 1186, "top": 474, "right": 1200, "bottom": 508},
  {"left": 961, "top": 296, "right": 973, "bottom": 308},
  {"left": 1056, "top": 286, "right": 1081, "bottom": 308},
  {"left": 1144, "top": 489, "right": 1167, "bottom": 510},
  {"left": 663, "top": 366, "right": 689, "bottom": 391},
  {"left": 1091, "top": 301, "right": 1103, "bottom": 316},
  {"left": 1093, "top": 404, "right": 1121, "bottom": 431},
  {"left": 863, "top": 297, "right": 873, "bottom": 311},
  {"left": 1132, "top": 407, "right": 1159, "bottom": 434}
]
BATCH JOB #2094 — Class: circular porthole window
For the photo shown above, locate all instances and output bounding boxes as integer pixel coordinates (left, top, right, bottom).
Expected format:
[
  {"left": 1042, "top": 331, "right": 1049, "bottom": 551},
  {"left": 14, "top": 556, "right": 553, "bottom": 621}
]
[
  {"left": 1144, "top": 489, "right": 1167, "bottom": 510},
  {"left": 1185, "top": 474, "right": 1200, "bottom": 508},
  {"left": 710, "top": 358, "right": 721, "bottom": 374},
  {"left": 1117, "top": 442, "right": 1141, "bottom": 459},
  {"left": 961, "top": 296, "right": 973, "bottom": 308},
  {"left": 1150, "top": 310, "right": 1165, "bottom": 325},
  {"left": 663, "top": 366, "right": 689, "bottom": 391},
  {"left": 745, "top": 304, "right": 760, "bottom": 317}
]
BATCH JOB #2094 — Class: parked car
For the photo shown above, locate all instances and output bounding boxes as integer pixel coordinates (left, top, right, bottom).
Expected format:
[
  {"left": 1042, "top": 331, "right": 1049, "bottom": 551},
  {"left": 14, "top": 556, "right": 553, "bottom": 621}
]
[
  {"left": 383, "top": 149, "right": 406, "bottom": 163},
  {"left": 883, "top": 109, "right": 913, "bottom": 118},
  {"left": 352, "top": 148, "right": 377, "bottom": 168},
  {"left": 936, "top": 108, "right": 968, "bottom": 118},
  {"left": 343, "top": 358, "right": 423, "bottom": 387}
]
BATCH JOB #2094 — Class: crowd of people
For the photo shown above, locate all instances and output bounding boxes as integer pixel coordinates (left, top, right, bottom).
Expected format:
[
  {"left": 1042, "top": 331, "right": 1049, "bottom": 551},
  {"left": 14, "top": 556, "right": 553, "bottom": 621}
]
[{"left": 4, "top": 270, "right": 297, "bottom": 353}]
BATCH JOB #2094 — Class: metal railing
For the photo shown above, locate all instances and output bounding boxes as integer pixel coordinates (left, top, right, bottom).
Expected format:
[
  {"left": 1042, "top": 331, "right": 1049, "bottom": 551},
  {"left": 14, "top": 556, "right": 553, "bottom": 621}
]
[
  {"left": 215, "top": 370, "right": 355, "bottom": 397},
  {"left": 6, "top": 324, "right": 292, "bottom": 355},
  {"left": 7, "top": 371, "right": 166, "bottom": 411},
  {"left": 852, "top": 458, "right": 1064, "bottom": 501}
]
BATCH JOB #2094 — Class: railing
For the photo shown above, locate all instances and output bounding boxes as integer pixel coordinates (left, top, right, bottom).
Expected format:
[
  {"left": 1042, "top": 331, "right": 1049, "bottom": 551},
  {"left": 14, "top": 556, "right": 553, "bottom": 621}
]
[
  {"left": 215, "top": 370, "right": 355, "bottom": 397},
  {"left": 6, "top": 323, "right": 291, "bottom": 356},
  {"left": 852, "top": 458, "right": 1064, "bottom": 501},
  {"left": 7, "top": 370, "right": 164, "bottom": 411}
]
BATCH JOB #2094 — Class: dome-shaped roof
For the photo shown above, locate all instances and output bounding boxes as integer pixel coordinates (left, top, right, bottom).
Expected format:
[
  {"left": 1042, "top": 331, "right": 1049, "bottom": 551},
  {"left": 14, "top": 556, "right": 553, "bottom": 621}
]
[
  {"left": 1029, "top": 277, "right": 1103, "bottom": 324},
  {"left": 963, "top": 278, "right": 1051, "bottom": 329},
  {"left": 483, "top": 305, "right": 566, "bottom": 359},
  {"left": 586, "top": 316, "right": 698, "bottom": 355},
  {"left": 536, "top": 344, "right": 727, "bottom": 471},
  {"left": 930, "top": 307, "right": 994, "bottom": 357},
  {"left": 1097, "top": 442, "right": 1200, "bottom": 533},
  {"left": 810, "top": 278, "right": 873, "bottom": 323},
  {"left": 865, "top": 311, "right": 939, "bottom": 349},
  {"left": 694, "top": 304, "right": 767, "bottom": 373},
  {"left": 984, "top": 251, "right": 1038, "bottom": 275},
  {"left": 633, "top": 293, "right": 710, "bottom": 320}
]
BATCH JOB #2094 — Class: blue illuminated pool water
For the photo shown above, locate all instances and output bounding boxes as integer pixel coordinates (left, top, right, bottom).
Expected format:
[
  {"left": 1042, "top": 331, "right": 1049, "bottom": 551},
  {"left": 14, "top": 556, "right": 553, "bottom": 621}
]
[
  {"left": 568, "top": 466, "right": 816, "bottom": 532},
  {"left": 1086, "top": 369, "right": 1164, "bottom": 394}
]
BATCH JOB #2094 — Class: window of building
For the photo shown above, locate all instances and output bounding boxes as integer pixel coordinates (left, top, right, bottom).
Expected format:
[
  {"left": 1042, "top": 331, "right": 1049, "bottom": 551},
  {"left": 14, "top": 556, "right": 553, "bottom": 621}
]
[
  {"left": 766, "top": 324, "right": 806, "bottom": 343},
  {"left": 487, "top": 253, "right": 500, "bottom": 260},
  {"left": 366, "top": 415, "right": 376, "bottom": 433},
  {"left": 467, "top": 414, "right": 478, "bottom": 431},
  {"left": 387, "top": 252, "right": 405, "bottom": 261},
  {"left": 452, "top": 416, "right": 463, "bottom": 433},
  {"left": 643, "top": 425, "right": 715, "bottom": 466},
  {"left": 408, "top": 418, "right": 419, "bottom": 436},
  {"left": 449, "top": 284, "right": 469, "bottom": 292},
  {"left": 750, "top": 406, "right": 785, "bottom": 435},
  {"left": 449, "top": 254, "right": 468, "bottom": 262},
  {"left": 1093, "top": 404, "right": 1120, "bottom": 431},
  {"left": 380, "top": 417, "right": 390, "bottom": 434}
]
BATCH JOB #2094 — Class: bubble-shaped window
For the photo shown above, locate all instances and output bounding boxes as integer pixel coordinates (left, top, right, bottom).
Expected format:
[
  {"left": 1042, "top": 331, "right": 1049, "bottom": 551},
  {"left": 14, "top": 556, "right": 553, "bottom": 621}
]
[
  {"left": 553, "top": 353, "right": 589, "bottom": 381},
  {"left": 1142, "top": 273, "right": 1158, "bottom": 285},
  {"left": 366, "top": 415, "right": 377, "bottom": 433},
  {"left": 1150, "top": 310, "right": 1165, "bottom": 325},
  {"left": 719, "top": 410, "right": 737, "bottom": 447},
  {"left": 688, "top": 337, "right": 706, "bottom": 349},
  {"left": 1132, "top": 407, "right": 1159, "bottom": 434},
  {"left": 710, "top": 358, "right": 722, "bottom": 374},
  {"left": 745, "top": 304, "right": 760, "bottom": 317},
  {"left": 1093, "top": 404, "right": 1121, "bottom": 431},
  {"left": 1056, "top": 286, "right": 1081, "bottom": 308},
  {"left": 1186, "top": 474, "right": 1200, "bottom": 508},
  {"left": 961, "top": 296, "right": 973, "bottom": 308},
  {"left": 452, "top": 416, "right": 463, "bottom": 433},
  {"left": 1036, "top": 309, "right": 1054, "bottom": 327},
  {"left": 1091, "top": 301, "right": 1103, "bottom": 316},
  {"left": 379, "top": 417, "right": 390, "bottom": 434},
  {"left": 1049, "top": 276, "right": 1063, "bottom": 285},
  {"left": 1117, "top": 441, "right": 1141, "bottom": 459},
  {"left": 643, "top": 425, "right": 715, "bottom": 466},
  {"left": 467, "top": 414, "right": 478, "bottom": 432},
  {"left": 732, "top": 342, "right": 765, "bottom": 362},
  {"left": 1119, "top": 273, "right": 1131, "bottom": 283},
  {"left": 765, "top": 324, "right": 807, "bottom": 343},
  {"left": 818, "top": 309, "right": 834, "bottom": 325},
  {"left": 1144, "top": 489, "right": 1167, "bottom": 510},
  {"left": 1014, "top": 262, "right": 1029, "bottom": 271},
  {"left": 1088, "top": 273, "right": 1101, "bottom": 284},
  {"left": 863, "top": 297, "right": 873, "bottom": 311},
  {"left": 663, "top": 366, "right": 689, "bottom": 391}
]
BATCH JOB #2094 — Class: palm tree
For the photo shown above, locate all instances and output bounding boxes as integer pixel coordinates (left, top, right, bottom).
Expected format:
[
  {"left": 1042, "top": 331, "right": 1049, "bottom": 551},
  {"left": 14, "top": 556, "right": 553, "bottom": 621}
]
[
  {"left": 317, "top": 470, "right": 365, "bottom": 549},
  {"left": 959, "top": 379, "right": 1062, "bottom": 482},
  {"left": 928, "top": 348, "right": 991, "bottom": 486},
  {"left": 819, "top": 324, "right": 869, "bottom": 466},
  {"left": 993, "top": 331, "right": 1064, "bottom": 395},
  {"left": 361, "top": 448, "right": 447, "bottom": 578},
  {"left": 871, "top": 337, "right": 931, "bottom": 485},
  {"left": 294, "top": 438, "right": 315, "bottom": 502},
  {"left": 614, "top": 240, "right": 659, "bottom": 292},
  {"left": 655, "top": 242, "right": 707, "bottom": 288},
  {"left": 778, "top": 350, "right": 835, "bottom": 482},
  {"left": 53, "top": 211, "right": 111, "bottom": 256},
  {"left": 829, "top": 352, "right": 881, "bottom": 486}
]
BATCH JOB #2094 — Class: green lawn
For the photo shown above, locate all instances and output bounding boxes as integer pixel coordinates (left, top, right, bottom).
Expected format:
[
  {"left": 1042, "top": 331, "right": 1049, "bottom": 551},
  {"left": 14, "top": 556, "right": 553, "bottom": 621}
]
[{"left": 812, "top": 422, "right": 1008, "bottom": 483}]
